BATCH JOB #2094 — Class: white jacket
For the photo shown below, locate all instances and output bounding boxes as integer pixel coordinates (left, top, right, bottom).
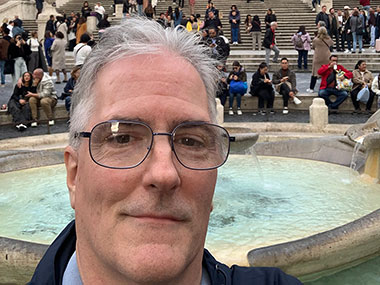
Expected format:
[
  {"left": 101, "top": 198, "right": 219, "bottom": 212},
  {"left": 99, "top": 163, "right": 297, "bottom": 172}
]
[{"left": 371, "top": 75, "right": 380, "bottom": 96}]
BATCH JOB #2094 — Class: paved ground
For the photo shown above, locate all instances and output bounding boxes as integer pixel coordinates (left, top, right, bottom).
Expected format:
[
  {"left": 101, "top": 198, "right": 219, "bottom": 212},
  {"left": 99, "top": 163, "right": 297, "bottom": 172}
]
[{"left": 0, "top": 73, "right": 373, "bottom": 141}]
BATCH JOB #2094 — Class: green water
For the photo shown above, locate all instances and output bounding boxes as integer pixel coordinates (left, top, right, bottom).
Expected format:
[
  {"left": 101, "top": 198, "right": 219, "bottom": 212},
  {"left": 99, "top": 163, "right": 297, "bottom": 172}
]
[{"left": 1, "top": 155, "right": 380, "bottom": 283}]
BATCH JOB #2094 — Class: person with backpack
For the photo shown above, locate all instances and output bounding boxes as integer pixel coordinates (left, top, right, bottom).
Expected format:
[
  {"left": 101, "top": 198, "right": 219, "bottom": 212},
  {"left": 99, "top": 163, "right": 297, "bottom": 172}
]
[
  {"left": 227, "top": 61, "right": 247, "bottom": 115},
  {"left": 291, "top": 26, "right": 311, "bottom": 70}
]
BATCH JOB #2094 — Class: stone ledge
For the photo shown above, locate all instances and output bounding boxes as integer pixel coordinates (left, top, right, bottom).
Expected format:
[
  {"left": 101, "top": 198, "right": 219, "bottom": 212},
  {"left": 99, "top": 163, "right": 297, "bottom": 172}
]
[
  {"left": 224, "top": 93, "right": 379, "bottom": 112},
  {"left": 0, "top": 103, "right": 68, "bottom": 126}
]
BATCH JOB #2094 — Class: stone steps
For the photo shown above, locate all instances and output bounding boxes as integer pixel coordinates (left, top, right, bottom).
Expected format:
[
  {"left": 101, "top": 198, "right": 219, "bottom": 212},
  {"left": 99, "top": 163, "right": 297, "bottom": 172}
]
[
  {"left": 57, "top": 0, "right": 115, "bottom": 15},
  {"left": 333, "top": 0, "right": 380, "bottom": 9}
]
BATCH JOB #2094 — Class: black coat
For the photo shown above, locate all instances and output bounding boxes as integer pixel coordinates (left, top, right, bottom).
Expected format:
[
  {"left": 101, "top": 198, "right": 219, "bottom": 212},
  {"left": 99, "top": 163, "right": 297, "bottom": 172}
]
[
  {"left": 315, "top": 12, "right": 330, "bottom": 30},
  {"left": 28, "top": 220, "right": 302, "bottom": 284},
  {"left": 263, "top": 28, "right": 275, "bottom": 49},
  {"left": 250, "top": 71, "right": 274, "bottom": 96}
]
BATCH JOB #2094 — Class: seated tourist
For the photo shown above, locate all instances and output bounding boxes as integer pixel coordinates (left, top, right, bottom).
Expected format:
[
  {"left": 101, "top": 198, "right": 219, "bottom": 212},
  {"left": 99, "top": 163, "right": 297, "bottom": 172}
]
[
  {"left": 250, "top": 62, "right": 275, "bottom": 115},
  {"left": 351, "top": 60, "right": 376, "bottom": 113},
  {"left": 63, "top": 66, "right": 81, "bottom": 113},
  {"left": 272, "top": 57, "right": 302, "bottom": 114},
  {"left": 227, "top": 61, "right": 247, "bottom": 115},
  {"left": 7, "top": 71, "right": 35, "bottom": 130},
  {"left": 216, "top": 63, "right": 228, "bottom": 106},
  {"left": 318, "top": 54, "right": 353, "bottom": 111},
  {"left": 26, "top": 68, "right": 57, "bottom": 127}
]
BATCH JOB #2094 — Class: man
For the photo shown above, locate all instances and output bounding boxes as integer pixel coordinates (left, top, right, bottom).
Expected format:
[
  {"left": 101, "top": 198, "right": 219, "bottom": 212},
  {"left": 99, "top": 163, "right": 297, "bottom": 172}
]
[
  {"left": 318, "top": 55, "right": 353, "bottom": 111},
  {"left": 26, "top": 68, "right": 57, "bottom": 126},
  {"left": 94, "top": 2, "right": 106, "bottom": 22},
  {"left": 315, "top": 5, "right": 329, "bottom": 32},
  {"left": 272, "top": 58, "right": 301, "bottom": 114},
  {"left": 0, "top": 28, "right": 11, "bottom": 87},
  {"left": 73, "top": 33, "right": 92, "bottom": 67},
  {"left": 205, "top": 27, "right": 230, "bottom": 62},
  {"left": 45, "top": 15, "right": 56, "bottom": 35},
  {"left": 156, "top": 13, "right": 168, "bottom": 28},
  {"left": 205, "top": 2, "right": 219, "bottom": 19},
  {"left": 13, "top": 15, "right": 23, "bottom": 28},
  {"left": 203, "top": 11, "right": 222, "bottom": 32},
  {"left": 263, "top": 21, "right": 280, "bottom": 66},
  {"left": 28, "top": 18, "right": 301, "bottom": 285},
  {"left": 328, "top": 8, "right": 340, "bottom": 51}
]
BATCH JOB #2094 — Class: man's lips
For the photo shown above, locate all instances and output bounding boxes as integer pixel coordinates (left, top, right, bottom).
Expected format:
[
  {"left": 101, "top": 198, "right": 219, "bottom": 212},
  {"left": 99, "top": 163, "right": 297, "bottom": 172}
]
[{"left": 128, "top": 214, "right": 184, "bottom": 223}]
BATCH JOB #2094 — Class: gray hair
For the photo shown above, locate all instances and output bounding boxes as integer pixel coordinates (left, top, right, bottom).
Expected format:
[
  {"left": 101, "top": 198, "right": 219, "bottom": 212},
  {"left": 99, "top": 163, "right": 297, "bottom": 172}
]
[
  {"left": 69, "top": 17, "right": 219, "bottom": 149},
  {"left": 270, "top": 21, "right": 277, "bottom": 27}
]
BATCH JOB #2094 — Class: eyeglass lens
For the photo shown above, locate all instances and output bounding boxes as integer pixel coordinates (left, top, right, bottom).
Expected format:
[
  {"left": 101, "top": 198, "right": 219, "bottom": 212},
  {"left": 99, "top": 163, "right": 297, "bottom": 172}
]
[{"left": 88, "top": 121, "right": 230, "bottom": 170}]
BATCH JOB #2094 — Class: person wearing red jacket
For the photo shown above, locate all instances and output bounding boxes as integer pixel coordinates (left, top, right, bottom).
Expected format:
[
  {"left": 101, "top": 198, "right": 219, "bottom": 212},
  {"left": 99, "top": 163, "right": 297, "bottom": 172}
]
[{"left": 318, "top": 54, "right": 353, "bottom": 110}]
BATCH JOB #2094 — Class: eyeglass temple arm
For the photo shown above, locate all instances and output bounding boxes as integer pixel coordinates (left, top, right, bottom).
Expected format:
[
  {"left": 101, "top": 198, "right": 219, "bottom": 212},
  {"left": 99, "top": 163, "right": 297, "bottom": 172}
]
[
  {"left": 229, "top": 136, "right": 236, "bottom": 142},
  {"left": 74, "top": 132, "right": 91, "bottom": 139}
]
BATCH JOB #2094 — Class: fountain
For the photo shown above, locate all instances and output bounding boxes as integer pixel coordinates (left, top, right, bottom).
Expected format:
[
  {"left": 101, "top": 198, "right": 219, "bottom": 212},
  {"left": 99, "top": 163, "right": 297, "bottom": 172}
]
[{"left": 1, "top": 111, "right": 380, "bottom": 284}]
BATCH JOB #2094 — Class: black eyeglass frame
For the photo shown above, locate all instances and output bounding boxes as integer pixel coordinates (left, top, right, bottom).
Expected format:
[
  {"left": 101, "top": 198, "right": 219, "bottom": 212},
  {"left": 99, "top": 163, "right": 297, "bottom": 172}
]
[{"left": 75, "top": 120, "right": 236, "bottom": 171}]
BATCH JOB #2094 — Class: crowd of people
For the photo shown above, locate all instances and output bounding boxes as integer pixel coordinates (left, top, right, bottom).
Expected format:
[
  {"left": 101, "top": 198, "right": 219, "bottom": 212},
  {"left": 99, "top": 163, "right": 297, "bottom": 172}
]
[{"left": 1, "top": 1, "right": 380, "bottom": 131}]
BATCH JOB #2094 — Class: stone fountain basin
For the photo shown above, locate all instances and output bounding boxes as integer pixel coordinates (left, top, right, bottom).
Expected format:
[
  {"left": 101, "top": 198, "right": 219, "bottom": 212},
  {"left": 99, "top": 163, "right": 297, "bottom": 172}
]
[{"left": 0, "top": 132, "right": 378, "bottom": 283}]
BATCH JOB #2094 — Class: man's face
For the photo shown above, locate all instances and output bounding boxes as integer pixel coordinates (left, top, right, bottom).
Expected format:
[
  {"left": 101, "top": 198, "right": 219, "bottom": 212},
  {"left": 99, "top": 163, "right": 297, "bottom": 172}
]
[
  {"left": 330, "top": 56, "right": 338, "bottom": 65},
  {"left": 208, "top": 11, "right": 214, "bottom": 19},
  {"left": 208, "top": 29, "right": 217, "bottom": 38},
  {"left": 330, "top": 8, "right": 335, "bottom": 14},
  {"left": 65, "top": 53, "right": 217, "bottom": 283},
  {"left": 32, "top": 70, "right": 42, "bottom": 83},
  {"left": 322, "top": 6, "right": 327, "bottom": 13},
  {"left": 281, "top": 60, "right": 288, "bottom": 70}
]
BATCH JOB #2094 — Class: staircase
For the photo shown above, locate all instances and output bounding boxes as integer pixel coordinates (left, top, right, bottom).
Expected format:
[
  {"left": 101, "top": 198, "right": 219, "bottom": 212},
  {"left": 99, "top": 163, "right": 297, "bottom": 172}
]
[
  {"left": 56, "top": 0, "right": 115, "bottom": 16},
  {"left": 333, "top": 0, "right": 380, "bottom": 9}
]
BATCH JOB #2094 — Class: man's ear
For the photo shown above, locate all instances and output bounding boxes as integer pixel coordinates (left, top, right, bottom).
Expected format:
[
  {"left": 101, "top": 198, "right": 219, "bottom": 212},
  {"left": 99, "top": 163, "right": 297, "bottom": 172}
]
[{"left": 64, "top": 145, "right": 78, "bottom": 210}]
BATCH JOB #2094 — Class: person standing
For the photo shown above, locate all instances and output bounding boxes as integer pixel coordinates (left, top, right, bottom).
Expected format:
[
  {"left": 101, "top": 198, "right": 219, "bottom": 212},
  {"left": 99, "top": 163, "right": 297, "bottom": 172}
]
[
  {"left": 368, "top": 8, "right": 377, "bottom": 48},
  {"left": 51, "top": 31, "right": 68, "bottom": 83},
  {"left": 76, "top": 17, "right": 87, "bottom": 44},
  {"left": 81, "top": 1, "right": 92, "bottom": 18},
  {"left": 189, "top": 0, "right": 195, "bottom": 15},
  {"left": 26, "top": 31, "right": 41, "bottom": 72},
  {"left": 307, "top": 27, "right": 333, "bottom": 93},
  {"left": 0, "top": 28, "right": 10, "bottom": 87},
  {"left": 229, "top": 8, "right": 240, "bottom": 45},
  {"left": 350, "top": 9, "right": 364, "bottom": 53},
  {"left": 315, "top": 5, "right": 330, "bottom": 32},
  {"left": 44, "top": 31, "right": 54, "bottom": 76},
  {"left": 45, "top": 15, "right": 56, "bottom": 35},
  {"left": 56, "top": 17, "right": 68, "bottom": 44},
  {"left": 342, "top": 7, "right": 352, "bottom": 53},
  {"left": 264, "top": 8, "right": 276, "bottom": 30},
  {"left": 263, "top": 21, "right": 280, "bottom": 66},
  {"left": 291, "top": 26, "right": 311, "bottom": 70},
  {"left": 250, "top": 15, "right": 261, "bottom": 50},
  {"left": 8, "top": 33, "right": 30, "bottom": 87},
  {"left": 328, "top": 8, "right": 340, "bottom": 51},
  {"left": 137, "top": 0, "right": 143, "bottom": 16}
]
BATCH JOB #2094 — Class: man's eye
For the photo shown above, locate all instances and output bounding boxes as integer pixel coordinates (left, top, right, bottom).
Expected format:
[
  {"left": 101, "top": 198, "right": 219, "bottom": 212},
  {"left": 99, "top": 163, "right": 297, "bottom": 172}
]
[
  {"left": 177, "top": 137, "right": 205, "bottom": 148},
  {"left": 105, "top": 134, "right": 131, "bottom": 144}
]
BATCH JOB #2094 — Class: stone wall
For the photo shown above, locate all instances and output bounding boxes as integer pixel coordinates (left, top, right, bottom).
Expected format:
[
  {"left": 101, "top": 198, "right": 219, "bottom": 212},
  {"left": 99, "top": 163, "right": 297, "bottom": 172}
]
[{"left": 0, "top": 0, "right": 36, "bottom": 21}]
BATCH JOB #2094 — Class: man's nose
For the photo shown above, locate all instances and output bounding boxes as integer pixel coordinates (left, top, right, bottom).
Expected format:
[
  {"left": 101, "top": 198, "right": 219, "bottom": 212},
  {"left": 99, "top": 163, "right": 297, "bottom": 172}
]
[{"left": 142, "top": 135, "right": 181, "bottom": 193}]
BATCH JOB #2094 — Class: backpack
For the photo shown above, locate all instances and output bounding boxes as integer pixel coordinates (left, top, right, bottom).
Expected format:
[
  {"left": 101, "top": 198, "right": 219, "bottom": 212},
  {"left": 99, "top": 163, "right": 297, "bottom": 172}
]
[{"left": 295, "top": 35, "right": 304, "bottom": 49}]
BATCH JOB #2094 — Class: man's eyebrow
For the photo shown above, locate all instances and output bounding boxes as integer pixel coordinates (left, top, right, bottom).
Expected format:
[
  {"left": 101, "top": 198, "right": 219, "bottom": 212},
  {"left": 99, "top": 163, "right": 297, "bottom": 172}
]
[{"left": 107, "top": 117, "right": 211, "bottom": 127}]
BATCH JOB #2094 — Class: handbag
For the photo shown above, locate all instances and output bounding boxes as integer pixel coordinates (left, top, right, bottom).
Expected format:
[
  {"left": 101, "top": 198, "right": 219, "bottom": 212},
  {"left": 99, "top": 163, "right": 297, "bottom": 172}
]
[
  {"left": 229, "top": 80, "right": 247, "bottom": 94},
  {"left": 4, "top": 59, "right": 15, "bottom": 75},
  {"left": 357, "top": 86, "right": 370, "bottom": 103}
]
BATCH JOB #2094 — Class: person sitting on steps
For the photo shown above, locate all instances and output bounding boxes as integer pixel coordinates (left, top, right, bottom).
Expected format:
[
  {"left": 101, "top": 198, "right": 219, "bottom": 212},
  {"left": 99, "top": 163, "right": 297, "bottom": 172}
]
[{"left": 26, "top": 68, "right": 57, "bottom": 127}]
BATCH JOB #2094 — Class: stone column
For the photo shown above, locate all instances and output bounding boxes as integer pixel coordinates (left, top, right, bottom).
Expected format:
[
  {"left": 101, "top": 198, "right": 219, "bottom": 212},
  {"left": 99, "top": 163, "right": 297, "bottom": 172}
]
[
  {"left": 86, "top": 16, "right": 97, "bottom": 35},
  {"left": 115, "top": 4, "right": 123, "bottom": 18},
  {"left": 215, "top": 98, "right": 224, "bottom": 125},
  {"left": 309, "top": 98, "right": 328, "bottom": 130},
  {"left": 36, "top": 2, "right": 61, "bottom": 41}
]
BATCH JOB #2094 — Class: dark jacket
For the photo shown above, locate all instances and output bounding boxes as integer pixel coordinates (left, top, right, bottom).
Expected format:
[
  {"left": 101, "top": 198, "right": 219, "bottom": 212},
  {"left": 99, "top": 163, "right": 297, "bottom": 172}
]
[
  {"left": 45, "top": 19, "right": 56, "bottom": 34},
  {"left": 229, "top": 13, "right": 240, "bottom": 29},
  {"left": 263, "top": 28, "right": 275, "bottom": 49},
  {"left": 28, "top": 220, "right": 302, "bottom": 284},
  {"left": 0, "top": 37, "right": 10, "bottom": 60},
  {"left": 315, "top": 12, "right": 330, "bottom": 30},
  {"left": 251, "top": 17, "right": 261, "bottom": 32},
  {"left": 9, "top": 84, "right": 36, "bottom": 103},
  {"left": 272, "top": 68, "right": 298, "bottom": 94},
  {"left": 227, "top": 66, "right": 247, "bottom": 83},
  {"left": 63, "top": 77, "right": 76, "bottom": 94},
  {"left": 264, "top": 13, "right": 276, "bottom": 29},
  {"left": 8, "top": 40, "right": 31, "bottom": 61},
  {"left": 204, "top": 17, "right": 222, "bottom": 31},
  {"left": 250, "top": 71, "right": 274, "bottom": 96}
]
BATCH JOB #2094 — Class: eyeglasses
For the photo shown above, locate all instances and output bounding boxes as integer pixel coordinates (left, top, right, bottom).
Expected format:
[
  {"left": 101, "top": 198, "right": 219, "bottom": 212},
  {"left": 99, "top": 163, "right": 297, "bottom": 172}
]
[{"left": 76, "top": 120, "right": 235, "bottom": 170}]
